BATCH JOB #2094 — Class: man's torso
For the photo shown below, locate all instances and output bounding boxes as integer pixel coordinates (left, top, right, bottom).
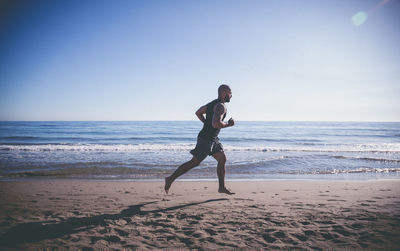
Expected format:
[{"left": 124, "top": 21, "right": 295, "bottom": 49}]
[{"left": 198, "top": 99, "right": 226, "bottom": 140}]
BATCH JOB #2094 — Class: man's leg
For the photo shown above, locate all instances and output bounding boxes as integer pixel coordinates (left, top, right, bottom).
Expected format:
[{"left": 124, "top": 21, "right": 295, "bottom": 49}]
[
  {"left": 212, "top": 152, "right": 235, "bottom": 195},
  {"left": 164, "top": 157, "right": 200, "bottom": 194}
]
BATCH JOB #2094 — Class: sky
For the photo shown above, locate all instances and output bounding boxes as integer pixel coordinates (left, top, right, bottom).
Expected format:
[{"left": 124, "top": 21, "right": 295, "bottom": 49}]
[{"left": 0, "top": 0, "right": 399, "bottom": 121}]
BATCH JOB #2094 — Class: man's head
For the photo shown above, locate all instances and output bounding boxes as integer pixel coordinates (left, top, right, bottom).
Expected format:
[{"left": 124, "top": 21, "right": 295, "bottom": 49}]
[{"left": 218, "top": 84, "right": 232, "bottom": 103}]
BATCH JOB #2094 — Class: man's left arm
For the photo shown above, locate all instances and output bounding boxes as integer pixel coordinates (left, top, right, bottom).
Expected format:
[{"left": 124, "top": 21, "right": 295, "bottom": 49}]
[{"left": 195, "top": 105, "right": 207, "bottom": 123}]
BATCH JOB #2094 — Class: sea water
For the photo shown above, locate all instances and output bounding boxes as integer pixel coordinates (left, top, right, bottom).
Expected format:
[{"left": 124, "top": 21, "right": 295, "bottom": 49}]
[{"left": 0, "top": 121, "right": 399, "bottom": 180}]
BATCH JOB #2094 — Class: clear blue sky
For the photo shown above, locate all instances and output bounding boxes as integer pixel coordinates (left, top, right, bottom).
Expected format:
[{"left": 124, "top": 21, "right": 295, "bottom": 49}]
[{"left": 1, "top": 0, "right": 399, "bottom": 121}]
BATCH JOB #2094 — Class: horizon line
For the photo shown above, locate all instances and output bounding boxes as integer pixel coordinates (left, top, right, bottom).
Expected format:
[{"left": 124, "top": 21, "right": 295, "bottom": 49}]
[{"left": 1, "top": 120, "right": 399, "bottom": 123}]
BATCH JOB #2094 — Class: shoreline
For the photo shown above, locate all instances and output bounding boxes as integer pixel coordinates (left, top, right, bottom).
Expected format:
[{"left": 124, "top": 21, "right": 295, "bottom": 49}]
[
  {"left": 1, "top": 173, "right": 400, "bottom": 183},
  {"left": 1, "top": 179, "right": 400, "bottom": 249}
]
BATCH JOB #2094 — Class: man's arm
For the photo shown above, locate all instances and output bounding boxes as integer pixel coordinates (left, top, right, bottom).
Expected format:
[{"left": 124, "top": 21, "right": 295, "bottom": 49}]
[
  {"left": 212, "top": 103, "right": 234, "bottom": 129},
  {"left": 195, "top": 105, "right": 207, "bottom": 123}
]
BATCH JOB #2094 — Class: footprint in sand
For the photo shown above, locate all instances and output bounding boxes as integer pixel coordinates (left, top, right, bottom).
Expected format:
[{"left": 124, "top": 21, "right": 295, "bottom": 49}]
[
  {"left": 315, "top": 220, "right": 335, "bottom": 225},
  {"left": 273, "top": 231, "right": 286, "bottom": 238},
  {"left": 44, "top": 211, "right": 54, "bottom": 217},
  {"left": 183, "top": 229, "right": 195, "bottom": 236},
  {"left": 304, "top": 230, "right": 316, "bottom": 236},
  {"left": 49, "top": 197, "right": 61, "bottom": 200},
  {"left": 103, "top": 235, "right": 121, "bottom": 243},
  {"left": 327, "top": 199, "right": 346, "bottom": 202},
  {"left": 262, "top": 234, "right": 277, "bottom": 243},
  {"left": 333, "top": 225, "right": 352, "bottom": 237},
  {"left": 291, "top": 203, "right": 304, "bottom": 207},
  {"left": 321, "top": 231, "right": 338, "bottom": 241},
  {"left": 292, "top": 233, "right": 308, "bottom": 241},
  {"left": 350, "top": 223, "right": 364, "bottom": 230},
  {"left": 248, "top": 205, "right": 259, "bottom": 208},
  {"left": 364, "top": 200, "right": 376, "bottom": 203},
  {"left": 191, "top": 231, "right": 204, "bottom": 238},
  {"left": 72, "top": 210, "right": 81, "bottom": 215},
  {"left": 115, "top": 228, "right": 129, "bottom": 237},
  {"left": 205, "top": 228, "right": 217, "bottom": 236},
  {"left": 359, "top": 216, "right": 377, "bottom": 221}
]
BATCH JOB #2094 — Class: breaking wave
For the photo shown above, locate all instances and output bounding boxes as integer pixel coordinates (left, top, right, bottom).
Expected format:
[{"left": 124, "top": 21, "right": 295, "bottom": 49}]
[{"left": 1, "top": 143, "right": 400, "bottom": 153}]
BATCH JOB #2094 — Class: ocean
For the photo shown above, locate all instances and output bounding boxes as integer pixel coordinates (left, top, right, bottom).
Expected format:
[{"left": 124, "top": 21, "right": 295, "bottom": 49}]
[{"left": 0, "top": 121, "right": 399, "bottom": 180}]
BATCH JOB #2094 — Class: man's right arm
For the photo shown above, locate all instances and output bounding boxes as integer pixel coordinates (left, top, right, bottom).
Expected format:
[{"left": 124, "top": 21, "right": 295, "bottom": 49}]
[
  {"left": 195, "top": 105, "right": 207, "bottom": 123},
  {"left": 212, "top": 103, "right": 234, "bottom": 129}
]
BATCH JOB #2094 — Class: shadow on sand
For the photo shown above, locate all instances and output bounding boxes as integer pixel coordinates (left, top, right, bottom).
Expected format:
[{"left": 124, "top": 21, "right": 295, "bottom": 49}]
[{"left": 0, "top": 198, "right": 228, "bottom": 247}]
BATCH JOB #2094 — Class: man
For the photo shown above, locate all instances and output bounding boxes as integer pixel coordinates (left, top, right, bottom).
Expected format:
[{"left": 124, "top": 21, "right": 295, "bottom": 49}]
[{"left": 164, "top": 84, "right": 235, "bottom": 195}]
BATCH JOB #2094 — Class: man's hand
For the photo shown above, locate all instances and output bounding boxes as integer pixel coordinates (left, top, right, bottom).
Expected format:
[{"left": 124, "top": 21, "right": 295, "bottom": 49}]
[{"left": 228, "top": 118, "right": 235, "bottom": 127}]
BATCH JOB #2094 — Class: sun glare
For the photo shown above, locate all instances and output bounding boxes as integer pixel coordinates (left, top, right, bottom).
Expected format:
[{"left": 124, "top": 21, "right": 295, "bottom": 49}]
[{"left": 351, "top": 11, "right": 368, "bottom": 26}]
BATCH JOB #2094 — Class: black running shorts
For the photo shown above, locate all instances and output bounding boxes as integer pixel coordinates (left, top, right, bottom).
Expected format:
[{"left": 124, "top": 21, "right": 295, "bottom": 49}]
[{"left": 190, "top": 136, "right": 224, "bottom": 162}]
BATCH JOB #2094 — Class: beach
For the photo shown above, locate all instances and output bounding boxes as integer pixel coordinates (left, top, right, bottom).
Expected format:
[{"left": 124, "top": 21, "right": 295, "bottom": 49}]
[
  {"left": 2, "top": 0, "right": 400, "bottom": 249},
  {"left": 1, "top": 179, "right": 399, "bottom": 250}
]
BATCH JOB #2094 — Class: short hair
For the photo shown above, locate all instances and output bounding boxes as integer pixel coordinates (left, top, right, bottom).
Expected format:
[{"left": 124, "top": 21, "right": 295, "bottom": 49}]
[{"left": 218, "top": 84, "right": 231, "bottom": 95}]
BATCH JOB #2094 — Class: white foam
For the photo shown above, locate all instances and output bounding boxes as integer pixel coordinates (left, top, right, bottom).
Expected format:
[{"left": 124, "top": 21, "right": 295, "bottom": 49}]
[
  {"left": 1, "top": 142, "right": 400, "bottom": 153},
  {"left": 316, "top": 167, "right": 400, "bottom": 174},
  {"left": 0, "top": 143, "right": 193, "bottom": 152}
]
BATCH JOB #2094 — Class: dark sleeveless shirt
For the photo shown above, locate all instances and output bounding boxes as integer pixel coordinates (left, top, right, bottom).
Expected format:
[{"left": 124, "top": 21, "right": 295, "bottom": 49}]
[{"left": 198, "top": 99, "right": 226, "bottom": 140}]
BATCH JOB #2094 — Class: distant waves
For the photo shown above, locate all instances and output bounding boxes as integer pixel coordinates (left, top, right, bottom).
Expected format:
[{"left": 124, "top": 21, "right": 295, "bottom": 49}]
[
  {"left": 1, "top": 142, "right": 399, "bottom": 153},
  {"left": 1, "top": 121, "right": 399, "bottom": 180}
]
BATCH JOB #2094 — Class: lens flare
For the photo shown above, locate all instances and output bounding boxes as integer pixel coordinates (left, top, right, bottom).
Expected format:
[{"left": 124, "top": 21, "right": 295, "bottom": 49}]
[
  {"left": 351, "top": 11, "right": 368, "bottom": 26},
  {"left": 351, "top": 0, "right": 391, "bottom": 27}
]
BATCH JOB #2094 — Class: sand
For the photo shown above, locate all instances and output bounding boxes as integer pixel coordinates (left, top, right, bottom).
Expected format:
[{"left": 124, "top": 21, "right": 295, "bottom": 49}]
[{"left": 0, "top": 179, "right": 399, "bottom": 250}]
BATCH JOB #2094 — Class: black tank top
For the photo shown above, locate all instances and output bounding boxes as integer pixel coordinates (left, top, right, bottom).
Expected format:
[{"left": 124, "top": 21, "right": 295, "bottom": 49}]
[{"left": 198, "top": 99, "right": 226, "bottom": 140}]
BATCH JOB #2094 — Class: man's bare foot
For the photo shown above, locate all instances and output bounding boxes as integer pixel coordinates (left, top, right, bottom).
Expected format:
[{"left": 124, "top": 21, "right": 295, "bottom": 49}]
[
  {"left": 218, "top": 187, "right": 235, "bottom": 195},
  {"left": 164, "top": 177, "right": 172, "bottom": 194}
]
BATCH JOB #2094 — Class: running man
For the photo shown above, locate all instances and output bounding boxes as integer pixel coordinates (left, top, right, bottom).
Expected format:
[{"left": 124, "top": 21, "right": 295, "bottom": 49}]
[{"left": 165, "top": 84, "right": 235, "bottom": 195}]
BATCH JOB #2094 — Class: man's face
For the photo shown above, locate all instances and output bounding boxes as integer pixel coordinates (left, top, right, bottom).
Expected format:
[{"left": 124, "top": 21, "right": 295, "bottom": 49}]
[{"left": 224, "top": 91, "right": 232, "bottom": 103}]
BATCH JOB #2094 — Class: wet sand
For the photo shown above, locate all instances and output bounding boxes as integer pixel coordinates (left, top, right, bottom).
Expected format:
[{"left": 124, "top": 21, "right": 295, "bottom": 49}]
[{"left": 0, "top": 179, "right": 399, "bottom": 250}]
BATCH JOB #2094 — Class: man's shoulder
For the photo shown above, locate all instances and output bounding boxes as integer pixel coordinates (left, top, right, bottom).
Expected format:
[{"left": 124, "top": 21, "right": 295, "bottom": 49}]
[
  {"left": 216, "top": 102, "right": 225, "bottom": 107},
  {"left": 210, "top": 100, "right": 224, "bottom": 106},
  {"left": 213, "top": 102, "right": 226, "bottom": 113},
  {"left": 207, "top": 99, "right": 223, "bottom": 108}
]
